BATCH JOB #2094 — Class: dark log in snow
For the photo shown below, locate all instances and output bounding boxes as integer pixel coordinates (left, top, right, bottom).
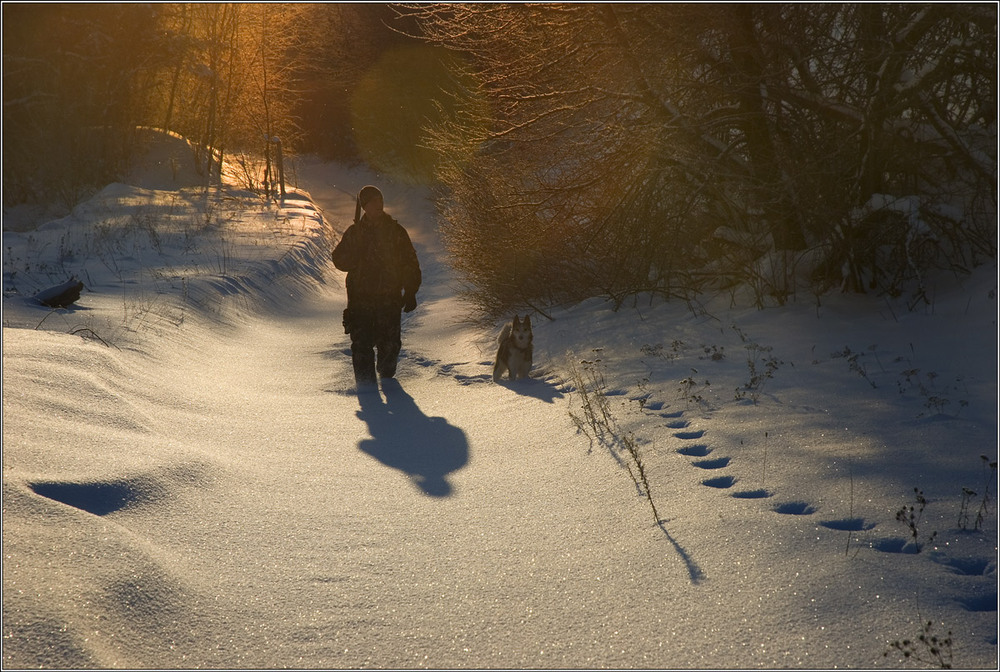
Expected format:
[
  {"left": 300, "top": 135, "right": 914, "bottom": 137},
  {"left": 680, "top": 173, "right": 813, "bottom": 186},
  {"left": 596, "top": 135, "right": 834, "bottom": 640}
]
[{"left": 34, "top": 279, "right": 84, "bottom": 308}]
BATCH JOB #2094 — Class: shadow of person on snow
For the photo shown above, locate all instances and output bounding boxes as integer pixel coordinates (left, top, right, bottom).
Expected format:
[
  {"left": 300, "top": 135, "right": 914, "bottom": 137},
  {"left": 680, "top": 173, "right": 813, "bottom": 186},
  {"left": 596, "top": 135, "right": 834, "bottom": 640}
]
[{"left": 356, "top": 379, "right": 468, "bottom": 497}]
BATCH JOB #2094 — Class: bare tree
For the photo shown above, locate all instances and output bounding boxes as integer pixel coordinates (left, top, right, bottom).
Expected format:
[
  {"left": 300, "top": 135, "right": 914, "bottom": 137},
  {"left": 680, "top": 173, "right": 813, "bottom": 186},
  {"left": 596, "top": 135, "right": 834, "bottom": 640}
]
[
  {"left": 3, "top": 4, "right": 163, "bottom": 204},
  {"left": 4, "top": 4, "right": 401, "bottom": 206},
  {"left": 225, "top": 4, "right": 309, "bottom": 196},
  {"left": 155, "top": 4, "right": 346, "bottom": 193},
  {"left": 405, "top": 3, "right": 996, "bottom": 315}
]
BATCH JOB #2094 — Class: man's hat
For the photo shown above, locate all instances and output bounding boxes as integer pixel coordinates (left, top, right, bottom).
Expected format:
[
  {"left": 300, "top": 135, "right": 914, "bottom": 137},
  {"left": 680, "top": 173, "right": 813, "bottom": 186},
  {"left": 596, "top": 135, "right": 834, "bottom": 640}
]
[{"left": 354, "top": 185, "right": 383, "bottom": 223}]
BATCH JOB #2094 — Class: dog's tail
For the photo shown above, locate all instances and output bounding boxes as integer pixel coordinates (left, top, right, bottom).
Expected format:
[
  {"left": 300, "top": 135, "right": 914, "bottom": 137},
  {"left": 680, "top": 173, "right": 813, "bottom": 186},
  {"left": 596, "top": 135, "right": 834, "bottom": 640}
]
[{"left": 497, "top": 323, "right": 511, "bottom": 344}]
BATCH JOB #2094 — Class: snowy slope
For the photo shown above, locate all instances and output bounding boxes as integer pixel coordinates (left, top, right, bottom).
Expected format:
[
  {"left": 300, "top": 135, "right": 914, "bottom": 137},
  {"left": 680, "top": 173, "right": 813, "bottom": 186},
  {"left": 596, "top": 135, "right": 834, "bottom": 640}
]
[{"left": 2, "top": 142, "right": 997, "bottom": 668}]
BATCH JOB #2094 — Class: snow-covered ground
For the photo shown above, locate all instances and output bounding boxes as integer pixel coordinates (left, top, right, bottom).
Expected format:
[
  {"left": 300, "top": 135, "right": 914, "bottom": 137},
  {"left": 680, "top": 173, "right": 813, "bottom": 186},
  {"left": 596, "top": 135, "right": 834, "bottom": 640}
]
[{"left": 3, "top": 135, "right": 997, "bottom": 669}]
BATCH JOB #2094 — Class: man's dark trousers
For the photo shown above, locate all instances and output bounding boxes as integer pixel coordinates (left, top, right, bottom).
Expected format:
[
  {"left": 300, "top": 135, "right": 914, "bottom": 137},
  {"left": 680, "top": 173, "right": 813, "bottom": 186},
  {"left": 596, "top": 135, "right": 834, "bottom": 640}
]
[{"left": 349, "top": 300, "right": 402, "bottom": 385}]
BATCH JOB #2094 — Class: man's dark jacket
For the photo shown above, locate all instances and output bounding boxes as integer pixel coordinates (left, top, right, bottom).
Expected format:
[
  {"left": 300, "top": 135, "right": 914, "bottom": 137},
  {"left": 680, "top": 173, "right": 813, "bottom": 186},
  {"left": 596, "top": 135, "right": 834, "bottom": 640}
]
[{"left": 332, "top": 213, "right": 421, "bottom": 309}]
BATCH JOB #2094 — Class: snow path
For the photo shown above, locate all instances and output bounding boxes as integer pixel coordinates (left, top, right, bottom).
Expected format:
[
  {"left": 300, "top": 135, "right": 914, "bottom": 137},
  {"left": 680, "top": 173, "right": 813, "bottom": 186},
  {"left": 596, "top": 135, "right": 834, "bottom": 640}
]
[
  {"left": 130, "top": 170, "right": 699, "bottom": 669},
  {"left": 1, "top": 165, "right": 710, "bottom": 669},
  {"left": 143, "top": 290, "right": 703, "bottom": 669}
]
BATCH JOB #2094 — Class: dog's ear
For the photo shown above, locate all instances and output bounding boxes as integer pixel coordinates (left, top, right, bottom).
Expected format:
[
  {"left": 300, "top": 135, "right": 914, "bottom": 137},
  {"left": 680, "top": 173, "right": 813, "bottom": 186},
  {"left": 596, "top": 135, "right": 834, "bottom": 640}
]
[
  {"left": 513, "top": 315, "right": 520, "bottom": 327},
  {"left": 524, "top": 315, "right": 531, "bottom": 328}
]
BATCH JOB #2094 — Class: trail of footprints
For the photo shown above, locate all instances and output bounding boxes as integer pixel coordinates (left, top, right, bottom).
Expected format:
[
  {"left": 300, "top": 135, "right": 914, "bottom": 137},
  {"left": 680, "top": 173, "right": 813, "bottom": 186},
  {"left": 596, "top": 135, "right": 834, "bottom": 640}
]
[
  {"left": 637, "top": 395, "right": 880, "bottom": 528},
  {"left": 654, "top": 400, "right": 887, "bottom": 530},
  {"left": 636, "top": 394, "right": 997, "bottom": 602}
]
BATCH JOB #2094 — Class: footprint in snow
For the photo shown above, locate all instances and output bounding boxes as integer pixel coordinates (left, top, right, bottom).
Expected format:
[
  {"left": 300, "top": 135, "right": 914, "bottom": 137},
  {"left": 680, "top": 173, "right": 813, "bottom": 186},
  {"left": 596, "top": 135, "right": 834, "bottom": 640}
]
[
  {"left": 406, "top": 353, "right": 437, "bottom": 368},
  {"left": 455, "top": 374, "right": 491, "bottom": 385},
  {"left": 702, "top": 475, "right": 737, "bottom": 489},
  {"left": 674, "top": 429, "right": 706, "bottom": 440},
  {"left": 732, "top": 489, "right": 773, "bottom": 499},
  {"left": 819, "top": 517, "right": 875, "bottom": 531},
  {"left": 773, "top": 501, "right": 817, "bottom": 515},
  {"left": 693, "top": 457, "right": 730, "bottom": 470},
  {"left": 932, "top": 555, "right": 995, "bottom": 576},
  {"left": 959, "top": 592, "right": 997, "bottom": 612},
  {"left": 677, "top": 444, "right": 712, "bottom": 457}
]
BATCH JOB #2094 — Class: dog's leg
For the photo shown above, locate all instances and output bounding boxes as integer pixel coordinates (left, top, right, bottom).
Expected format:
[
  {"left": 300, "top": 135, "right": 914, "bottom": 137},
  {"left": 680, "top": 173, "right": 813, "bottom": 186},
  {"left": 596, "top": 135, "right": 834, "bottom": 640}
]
[
  {"left": 494, "top": 323, "right": 512, "bottom": 383},
  {"left": 506, "top": 353, "right": 521, "bottom": 381},
  {"left": 493, "top": 358, "right": 506, "bottom": 383},
  {"left": 493, "top": 346, "right": 509, "bottom": 382}
]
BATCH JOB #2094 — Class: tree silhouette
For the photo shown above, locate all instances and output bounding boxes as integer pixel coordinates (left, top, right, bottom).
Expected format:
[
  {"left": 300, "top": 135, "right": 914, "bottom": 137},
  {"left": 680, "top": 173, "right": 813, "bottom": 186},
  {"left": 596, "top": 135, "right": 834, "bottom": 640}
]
[{"left": 404, "top": 3, "right": 996, "bottom": 315}]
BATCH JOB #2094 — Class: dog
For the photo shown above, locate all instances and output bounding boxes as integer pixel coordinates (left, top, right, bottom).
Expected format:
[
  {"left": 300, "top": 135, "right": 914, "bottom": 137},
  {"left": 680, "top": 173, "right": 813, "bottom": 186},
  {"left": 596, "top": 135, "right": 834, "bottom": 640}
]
[{"left": 493, "top": 315, "right": 533, "bottom": 382}]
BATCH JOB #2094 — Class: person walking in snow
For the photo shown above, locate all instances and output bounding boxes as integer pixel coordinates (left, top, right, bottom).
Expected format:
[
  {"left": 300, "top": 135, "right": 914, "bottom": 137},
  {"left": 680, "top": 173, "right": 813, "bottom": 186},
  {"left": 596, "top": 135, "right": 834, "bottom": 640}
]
[{"left": 332, "top": 185, "right": 421, "bottom": 389}]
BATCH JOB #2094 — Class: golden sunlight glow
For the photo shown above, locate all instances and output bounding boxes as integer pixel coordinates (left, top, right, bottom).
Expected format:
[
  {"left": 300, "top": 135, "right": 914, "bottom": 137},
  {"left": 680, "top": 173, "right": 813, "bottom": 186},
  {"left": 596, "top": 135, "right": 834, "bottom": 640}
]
[{"left": 351, "top": 43, "right": 489, "bottom": 183}]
